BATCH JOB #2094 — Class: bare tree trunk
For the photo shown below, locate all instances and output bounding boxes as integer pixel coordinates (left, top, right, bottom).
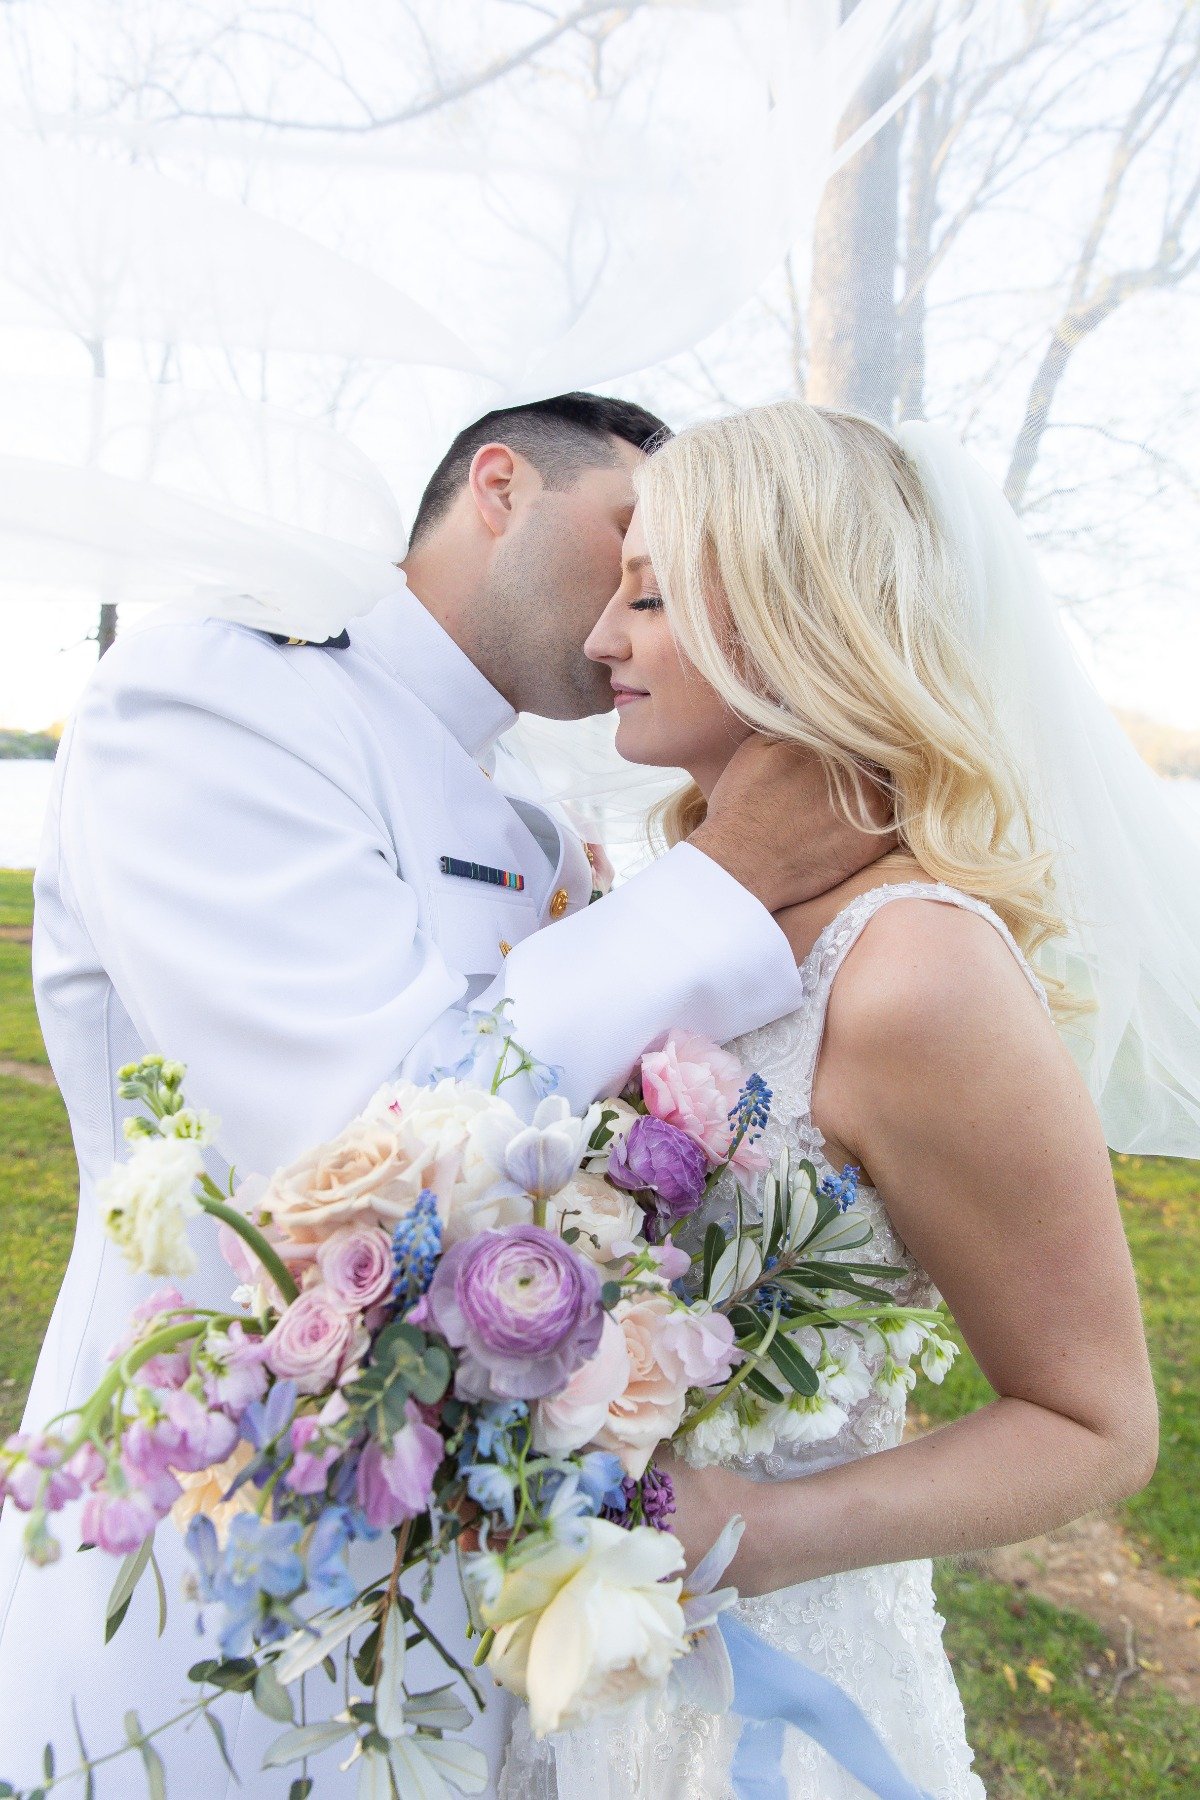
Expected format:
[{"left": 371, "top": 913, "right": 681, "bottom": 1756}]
[
  {"left": 97, "top": 603, "right": 119, "bottom": 658},
  {"left": 896, "top": 21, "right": 940, "bottom": 423},
  {"left": 806, "top": 3, "right": 902, "bottom": 421},
  {"left": 85, "top": 337, "right": 118, "bottom": 657}
]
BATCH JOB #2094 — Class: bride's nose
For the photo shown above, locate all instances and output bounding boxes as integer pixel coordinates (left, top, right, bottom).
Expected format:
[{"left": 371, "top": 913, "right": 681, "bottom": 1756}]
[{"left": 584, "top": 593, "right": 631, "bottom": 665}]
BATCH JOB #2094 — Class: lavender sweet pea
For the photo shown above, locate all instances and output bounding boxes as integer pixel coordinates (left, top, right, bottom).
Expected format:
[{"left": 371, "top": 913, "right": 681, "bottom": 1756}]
[
  {"left": 427, "top": 1224, "right": 604, "bottom": 1401},
  {"left": 609, "top": 1116, "right": 709, "bottom": 1221}
]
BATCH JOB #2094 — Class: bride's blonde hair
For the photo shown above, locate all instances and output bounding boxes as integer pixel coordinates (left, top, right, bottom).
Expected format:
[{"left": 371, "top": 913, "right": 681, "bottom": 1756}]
[{"left": 635, "top": 400, "right": 1067, "bottom": 988}]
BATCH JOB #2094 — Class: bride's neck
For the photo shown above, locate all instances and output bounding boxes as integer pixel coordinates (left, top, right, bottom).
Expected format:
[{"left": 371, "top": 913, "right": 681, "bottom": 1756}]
[{"left": 774, "top": 847, "right": 931, "bottom": 963}]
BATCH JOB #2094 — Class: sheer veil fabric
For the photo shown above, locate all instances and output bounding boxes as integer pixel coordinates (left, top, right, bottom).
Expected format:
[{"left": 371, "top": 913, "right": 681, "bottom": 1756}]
[{"left": 1, "top": 0, "right": 1198, "bottom": 1155}]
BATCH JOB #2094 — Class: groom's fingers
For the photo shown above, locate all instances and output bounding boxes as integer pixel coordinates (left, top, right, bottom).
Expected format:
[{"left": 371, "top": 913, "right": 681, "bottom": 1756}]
[{"left": 689, "top": 737, "right": 896, "bottom": 913}]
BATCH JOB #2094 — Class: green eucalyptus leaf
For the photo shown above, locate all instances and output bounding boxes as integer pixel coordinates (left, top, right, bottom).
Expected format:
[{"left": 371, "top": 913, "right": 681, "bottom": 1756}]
[
  {"left": 411, "top": 1344, "right": 452, "bottom": 1405},
  {"left": 261, "top": 1720, "right": 357, "bottom": 1768},
  {"left": 105, "top": 1538, "right": 154, "bottom": 1642},
  {"left": 138, "top": 1737, "right": 167, "bottom": 1800},
  {"left": 253, "top": 1663, "right": 296, "bottom": 1723},
  {"left": 288, "top": 1781, "right": 315, "bottom": 1800},
  {"left": 600, "top": 1280, "right": 621, "bottom": 1310},
  {"left": 42, "top": 1744, "right": 54, "bottom": 1780},
  {"left": 202, "top": 1708, "right": 240, "bottom": 1780}
]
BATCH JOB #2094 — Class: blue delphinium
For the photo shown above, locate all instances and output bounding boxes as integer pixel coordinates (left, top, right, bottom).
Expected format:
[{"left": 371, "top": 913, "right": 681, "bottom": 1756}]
[
  {"left": 392, "top": 1189, "right": 443, "bottom": 1308},
  {"left": 820, "top": 1164, "right": 861, "bottom": 1212},
  {"left": 304, "top": 1507, "right": 359, "bottom": 1612},
  {"left": 187, "top": 1512, "right": 306, "bottom": 1657}
]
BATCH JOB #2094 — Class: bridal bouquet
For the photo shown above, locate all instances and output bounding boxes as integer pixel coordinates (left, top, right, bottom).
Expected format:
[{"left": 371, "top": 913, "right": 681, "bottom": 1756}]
[{"left": 1, "top": 1008, "right": 953, "bottom": 1798}]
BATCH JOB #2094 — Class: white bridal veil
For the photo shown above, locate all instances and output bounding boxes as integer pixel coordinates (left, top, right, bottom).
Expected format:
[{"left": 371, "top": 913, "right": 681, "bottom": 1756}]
[{"left": 1, "top": 0, "right": 1199, "bottom": 1155}]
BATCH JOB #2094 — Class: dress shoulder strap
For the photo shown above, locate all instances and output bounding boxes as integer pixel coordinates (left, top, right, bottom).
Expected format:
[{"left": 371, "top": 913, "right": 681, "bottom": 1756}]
[{"left": 791, "top": 880, "right": 1051, "bottom": 1107}]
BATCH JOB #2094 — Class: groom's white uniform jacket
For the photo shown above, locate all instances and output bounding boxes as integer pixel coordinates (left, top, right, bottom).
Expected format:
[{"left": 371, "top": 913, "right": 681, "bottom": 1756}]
[{"left": 0, "top": 586, "right": 801, "bottom": 1794}]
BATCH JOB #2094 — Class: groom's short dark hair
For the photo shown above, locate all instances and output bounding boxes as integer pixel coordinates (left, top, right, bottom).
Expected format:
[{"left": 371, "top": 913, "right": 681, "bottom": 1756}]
[{"left": 409, "top": 391, "right": 670, "bottom": 544}]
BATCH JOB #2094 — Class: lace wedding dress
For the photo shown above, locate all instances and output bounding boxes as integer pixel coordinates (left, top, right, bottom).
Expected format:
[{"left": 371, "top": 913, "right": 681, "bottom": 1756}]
[{"left": 500, "top": 882, "right": 1052, "bottom": 1799}]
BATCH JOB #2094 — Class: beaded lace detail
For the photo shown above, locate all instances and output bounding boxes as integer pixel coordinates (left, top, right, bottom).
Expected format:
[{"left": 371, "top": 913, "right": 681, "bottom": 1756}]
[{"left": 498, "top": 884, "right": 1041, "bottom": 1798}]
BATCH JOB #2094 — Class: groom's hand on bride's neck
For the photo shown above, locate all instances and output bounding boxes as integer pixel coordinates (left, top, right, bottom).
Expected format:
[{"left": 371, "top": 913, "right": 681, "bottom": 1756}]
[{"left": 688, "top": 737, "right": 898, "bottom": 914}]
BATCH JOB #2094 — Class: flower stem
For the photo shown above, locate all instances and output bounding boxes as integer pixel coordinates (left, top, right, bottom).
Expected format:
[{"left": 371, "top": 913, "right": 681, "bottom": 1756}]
[
  {"left": 676, "top": 1306, "right": 783, "bottom": 1437},
  {"left": 197, "top": 1179, "right": 299, "bottom": 1304}
]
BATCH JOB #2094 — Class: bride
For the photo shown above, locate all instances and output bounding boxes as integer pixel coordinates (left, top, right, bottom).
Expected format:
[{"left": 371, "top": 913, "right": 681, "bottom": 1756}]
[{"left": 499, "top": 400, "right": 1161, "bottom": 1798}]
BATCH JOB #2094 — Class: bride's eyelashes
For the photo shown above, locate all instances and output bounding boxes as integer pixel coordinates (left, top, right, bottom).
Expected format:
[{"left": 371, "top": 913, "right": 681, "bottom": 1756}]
[{"left": 630, "top": 593, "right": 664, "bottom": 612}]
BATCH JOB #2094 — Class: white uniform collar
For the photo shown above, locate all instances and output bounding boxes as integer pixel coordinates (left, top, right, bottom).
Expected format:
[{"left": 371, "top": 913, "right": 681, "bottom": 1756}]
[{"left": 351, "top": 579, "right": 517, "bottom": 758}]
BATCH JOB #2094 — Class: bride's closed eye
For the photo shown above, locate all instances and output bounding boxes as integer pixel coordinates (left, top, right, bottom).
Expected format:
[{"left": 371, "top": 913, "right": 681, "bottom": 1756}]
[{"left": 630, "top": 594, "right": 663, "bottom": 612}]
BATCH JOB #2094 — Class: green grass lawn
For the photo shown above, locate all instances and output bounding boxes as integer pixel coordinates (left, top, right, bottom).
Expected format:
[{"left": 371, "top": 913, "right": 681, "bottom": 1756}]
[
  {"left": 0, "top": 868, "right": 1195, "bottom": 1793},
  {"left": 918, "top": 1152, "right": 1200, "bottom": 1588}
]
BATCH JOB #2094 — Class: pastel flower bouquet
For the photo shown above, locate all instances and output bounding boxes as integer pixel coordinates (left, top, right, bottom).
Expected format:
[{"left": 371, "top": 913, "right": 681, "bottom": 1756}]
[{"left": 1, "top": 1009, "right": 954, "bottom": 1797}]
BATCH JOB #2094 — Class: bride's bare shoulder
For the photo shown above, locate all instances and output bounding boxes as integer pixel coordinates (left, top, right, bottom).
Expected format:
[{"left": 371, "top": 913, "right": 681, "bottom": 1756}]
[{"left": 824, "top": 894, "right": 1053, "bottom": 1069}]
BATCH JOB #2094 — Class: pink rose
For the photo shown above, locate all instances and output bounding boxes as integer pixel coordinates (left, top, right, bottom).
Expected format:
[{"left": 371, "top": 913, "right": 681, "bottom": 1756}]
[
  {"left": 641, "top": 1031, "right": 767, "bottom": 1173},
  {"left": 531, "top": 1314, "right": 632, "bottom": 1456},
  {"left": 317, "top": 1223, "right": 395, "bottom": 1311},
  {"left": 263, "top": 1286, "right": 360, "bottom": 1395},
  {"left": 355, "top": 1402, "right": 444, "bottom": 1529},
  {"left": 656, "top": 1309, "right": 740, "bottom": 1389},
  {"left": 286, "top": 1416, "right": 342, "bottom": 1495},
  {"left": 593, "top": 1293, "right": 688, "bottom": 1477}
]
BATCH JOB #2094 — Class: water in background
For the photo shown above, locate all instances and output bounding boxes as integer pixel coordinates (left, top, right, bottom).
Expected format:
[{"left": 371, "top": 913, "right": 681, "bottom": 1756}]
[
  {"left": 1, "top": 759, "right": 1199, "bottom": 872},
  {"left": 0, "top": 760, "right": 54, "bottom": 868}
]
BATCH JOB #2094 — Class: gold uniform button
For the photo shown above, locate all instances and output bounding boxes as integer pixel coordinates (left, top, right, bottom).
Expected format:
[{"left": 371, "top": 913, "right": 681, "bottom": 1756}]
[
  {"left": 498, "top": 938, "right": 512, "bottom": 957},
  {"left": 549, "top": 887, "right": 570, "bottom": 920}
]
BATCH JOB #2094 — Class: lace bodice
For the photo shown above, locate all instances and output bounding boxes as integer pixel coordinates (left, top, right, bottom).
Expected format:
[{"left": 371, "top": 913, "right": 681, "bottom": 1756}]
[{"left": 690, "top": 880, "right": 1050, "bottom": 1483}]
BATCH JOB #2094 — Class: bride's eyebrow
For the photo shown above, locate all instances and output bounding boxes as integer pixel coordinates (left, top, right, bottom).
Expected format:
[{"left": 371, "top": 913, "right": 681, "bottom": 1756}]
[{"left": 624, "top": 553, "right": 654, "bottom": 575}]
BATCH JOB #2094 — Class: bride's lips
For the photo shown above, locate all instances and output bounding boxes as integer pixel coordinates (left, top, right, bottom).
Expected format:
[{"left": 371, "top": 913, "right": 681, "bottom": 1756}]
[{"left": 612, "top": 683, "right": 649, "bottom": 709}]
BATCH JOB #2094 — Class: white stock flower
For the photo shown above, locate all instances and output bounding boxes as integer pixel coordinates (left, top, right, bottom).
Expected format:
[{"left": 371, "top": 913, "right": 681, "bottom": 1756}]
[
  {"left": 484, "top": 1519, "right": 687, "bottom": 1737},
  {"left": 766, "top": 1392, "right": 848, "bottom": 1446},
  {"left": 733, "top": 1411, "right": 776, "bottom": 1459},
  {"left": 473, "top": 1096, "right": 593, "bottom": 1203},
  {"left": 919, "top": 1334, "right": 960, "bottom": 1384},
  {"left": 160, "top": 1106, "right": 220, "bottom": 1144},
  {"left": 818, "top": 1340, "right": 873, "bottom": 1406},
  {"left": 98, "top": 1136, "right": 204, "bottom": 1277}
]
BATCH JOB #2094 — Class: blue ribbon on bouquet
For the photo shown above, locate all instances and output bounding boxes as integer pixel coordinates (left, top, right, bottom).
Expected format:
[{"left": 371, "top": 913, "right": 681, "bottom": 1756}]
[{"left": 720, "top": 1614, "right": 935, "bottom": 1800}]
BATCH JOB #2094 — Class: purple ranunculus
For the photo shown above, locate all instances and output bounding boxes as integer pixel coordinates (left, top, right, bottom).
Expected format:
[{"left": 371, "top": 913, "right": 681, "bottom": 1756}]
[
  {"left": 608, "top": 1116, "right": 709, "bottom": 1220},
  {"left": 426, "top": 1224, "right": 604, "bottom": 1402}
]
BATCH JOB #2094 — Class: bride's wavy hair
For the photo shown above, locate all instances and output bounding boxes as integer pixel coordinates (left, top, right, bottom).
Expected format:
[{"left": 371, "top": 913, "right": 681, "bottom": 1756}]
[{"left": 635, "top": 399, "right": 1068, "bottom": 997}]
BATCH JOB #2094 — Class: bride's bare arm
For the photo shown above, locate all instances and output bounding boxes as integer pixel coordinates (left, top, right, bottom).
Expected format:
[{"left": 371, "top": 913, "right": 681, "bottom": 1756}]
[{"left": 666, "top": 899, "right": 1159, "bottom": 1597}]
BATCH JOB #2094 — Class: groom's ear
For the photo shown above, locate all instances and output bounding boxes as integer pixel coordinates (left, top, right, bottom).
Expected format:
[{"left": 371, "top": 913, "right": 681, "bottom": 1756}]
[{"left": 468, "top": 441, "right": 538, "bottom": 538}]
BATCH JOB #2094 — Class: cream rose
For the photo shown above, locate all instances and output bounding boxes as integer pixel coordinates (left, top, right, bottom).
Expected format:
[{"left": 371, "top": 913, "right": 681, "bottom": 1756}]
[
  {"left": 547, "top": 1171, "right": 641, "bottom": 1264},
  {"left": 530, "top": 1314, "right": 631, "bottom": 1456},
  {"left": 594, "top": 1293, "right": 688, "bottom": 1477}
]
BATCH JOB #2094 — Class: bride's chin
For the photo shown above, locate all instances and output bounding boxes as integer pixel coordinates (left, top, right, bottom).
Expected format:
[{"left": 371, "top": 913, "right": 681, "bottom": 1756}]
[{"left": 612, "top": 721, "right": 677, "bottom": 769}]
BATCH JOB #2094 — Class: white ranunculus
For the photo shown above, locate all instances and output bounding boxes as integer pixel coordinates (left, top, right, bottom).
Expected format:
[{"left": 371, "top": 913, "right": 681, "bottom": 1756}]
[
  {"left": 547, "top": 1171, "right": 641, "bottom": 1263},
  {"left": 98, "top": 1136, "right": 204, "bottom": 1277},
  {"left": 357, "top": 1078, "right": 521, "bottom": 1242},
  {"left": 483, "top": 1519, "right": 688, "bottom": 1737}
]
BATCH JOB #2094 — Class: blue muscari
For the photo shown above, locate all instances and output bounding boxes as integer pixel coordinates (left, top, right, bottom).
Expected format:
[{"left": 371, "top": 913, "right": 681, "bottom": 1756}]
[
  {"left": 820, "top": 1164, "right": 860, "bottom": 1213},
  {"left": 729, "top": 1074, "right": 773, "bottom": 1146},
  {"left": 392, "top": 1189, "right": 443, "bottom": 1308}
]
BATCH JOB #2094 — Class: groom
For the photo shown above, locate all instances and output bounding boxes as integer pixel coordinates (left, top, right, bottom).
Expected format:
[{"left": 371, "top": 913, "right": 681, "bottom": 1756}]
[{"left": 0, "top": 392, "right": 881, "bottom": 1795}]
